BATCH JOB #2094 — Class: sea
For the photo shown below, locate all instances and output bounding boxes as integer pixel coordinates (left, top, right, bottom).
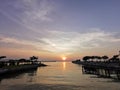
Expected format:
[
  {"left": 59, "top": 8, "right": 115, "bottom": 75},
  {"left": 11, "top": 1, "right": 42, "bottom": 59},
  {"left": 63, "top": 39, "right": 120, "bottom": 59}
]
[{"left": 0, "top": 62, "right": 120, "bottom": 90}]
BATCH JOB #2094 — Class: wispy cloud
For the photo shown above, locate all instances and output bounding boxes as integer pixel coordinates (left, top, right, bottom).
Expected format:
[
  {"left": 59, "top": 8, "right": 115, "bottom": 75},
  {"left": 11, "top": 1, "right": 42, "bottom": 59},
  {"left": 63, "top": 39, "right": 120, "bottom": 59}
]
[
  {"left": 21, "top": 0, "right": 54, "bottom": 23},
  {"left": 0, "top": 0, "right": 55, "bottom": 33},
  {"left": 0, "top": 35, "right": 54, "bottom": 53},
  {"left": 39, "top": 29, "right": 120, "bottom": 54},
  {"left": 0, "top": 35, "right": 36, "bottom": 50},
  {"left": 0, "top": 28, "right": 120, "bottom": 56}
]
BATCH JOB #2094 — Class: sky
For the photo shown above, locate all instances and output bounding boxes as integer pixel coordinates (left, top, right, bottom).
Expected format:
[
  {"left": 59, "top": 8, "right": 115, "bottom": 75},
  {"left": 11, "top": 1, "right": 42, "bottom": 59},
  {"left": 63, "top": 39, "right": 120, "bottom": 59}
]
[{"left": 0, "top": 0, "right": 120, "bottom": 60}]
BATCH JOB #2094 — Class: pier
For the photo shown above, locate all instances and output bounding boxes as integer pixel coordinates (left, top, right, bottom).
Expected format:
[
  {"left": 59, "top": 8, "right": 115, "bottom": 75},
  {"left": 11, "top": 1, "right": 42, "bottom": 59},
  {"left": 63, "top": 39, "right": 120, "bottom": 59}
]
[
  {"left": 82, "top": 62, "right": 120, "bottom": 79},
  {"left": 72, "top": 51, "right": 120, "bottom": 80}
]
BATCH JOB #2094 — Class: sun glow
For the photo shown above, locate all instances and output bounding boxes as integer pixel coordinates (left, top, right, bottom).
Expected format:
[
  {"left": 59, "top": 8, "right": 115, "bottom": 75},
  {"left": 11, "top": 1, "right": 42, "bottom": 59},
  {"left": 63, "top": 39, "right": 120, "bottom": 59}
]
[{"left": 62, "top": 56, "right": 67, "bottom": 61}]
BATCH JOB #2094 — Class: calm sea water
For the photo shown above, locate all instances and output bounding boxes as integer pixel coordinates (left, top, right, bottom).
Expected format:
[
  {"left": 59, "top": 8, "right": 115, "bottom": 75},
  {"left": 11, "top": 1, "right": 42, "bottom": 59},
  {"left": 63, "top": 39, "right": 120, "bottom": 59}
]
[{"left": 0, "top": 62, "right": 120, "bottom": 90}]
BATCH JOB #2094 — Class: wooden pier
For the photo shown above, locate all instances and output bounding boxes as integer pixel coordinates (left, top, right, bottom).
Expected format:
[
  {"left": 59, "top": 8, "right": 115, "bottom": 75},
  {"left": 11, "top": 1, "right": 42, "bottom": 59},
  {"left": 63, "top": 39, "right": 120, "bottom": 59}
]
[{"left": 82, "top": 62, "right": 120, "bottom": 80}]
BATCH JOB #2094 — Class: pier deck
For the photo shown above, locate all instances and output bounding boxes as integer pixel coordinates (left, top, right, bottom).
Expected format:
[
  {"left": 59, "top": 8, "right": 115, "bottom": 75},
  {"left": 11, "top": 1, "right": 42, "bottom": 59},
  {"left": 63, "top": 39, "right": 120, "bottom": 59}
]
[{"left": 82, "top": 62, "right": 120, "bottom": 80}]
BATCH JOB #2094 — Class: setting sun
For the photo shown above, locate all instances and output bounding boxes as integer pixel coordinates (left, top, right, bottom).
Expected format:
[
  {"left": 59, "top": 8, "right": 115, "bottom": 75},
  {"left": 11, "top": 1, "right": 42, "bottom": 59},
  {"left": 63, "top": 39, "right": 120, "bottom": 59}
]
[{"left": 62, "top": 56, "right": 67, "bottom": 60}]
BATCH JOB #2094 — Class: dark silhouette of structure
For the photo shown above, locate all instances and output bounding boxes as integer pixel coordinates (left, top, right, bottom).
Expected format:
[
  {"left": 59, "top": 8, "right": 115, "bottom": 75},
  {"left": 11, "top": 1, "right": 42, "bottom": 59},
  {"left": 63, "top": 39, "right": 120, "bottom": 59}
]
[{"left": 72, "top": 51, "right": 120, "bottom": 80}]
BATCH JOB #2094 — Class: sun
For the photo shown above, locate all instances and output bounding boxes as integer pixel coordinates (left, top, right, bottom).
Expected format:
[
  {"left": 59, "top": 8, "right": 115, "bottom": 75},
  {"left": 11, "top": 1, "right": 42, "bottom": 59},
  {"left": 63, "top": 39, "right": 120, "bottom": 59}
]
[{"left": 62, "top": 56, "right": 67, "bottom": 61}]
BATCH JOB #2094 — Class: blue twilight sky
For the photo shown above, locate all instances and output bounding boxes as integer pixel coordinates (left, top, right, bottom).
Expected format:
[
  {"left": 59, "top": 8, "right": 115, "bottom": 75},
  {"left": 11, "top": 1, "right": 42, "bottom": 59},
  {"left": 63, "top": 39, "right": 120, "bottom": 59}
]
[{"left": 0, "top": 0, "right": 120, "bottom": 60}]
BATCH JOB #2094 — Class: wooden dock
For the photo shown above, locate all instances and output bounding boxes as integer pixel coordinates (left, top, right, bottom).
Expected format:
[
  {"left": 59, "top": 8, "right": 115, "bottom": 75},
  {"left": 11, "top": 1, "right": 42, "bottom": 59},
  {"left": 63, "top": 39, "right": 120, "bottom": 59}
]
[{"left": 82, "top": 62, "right": 120, "bottom": 80}]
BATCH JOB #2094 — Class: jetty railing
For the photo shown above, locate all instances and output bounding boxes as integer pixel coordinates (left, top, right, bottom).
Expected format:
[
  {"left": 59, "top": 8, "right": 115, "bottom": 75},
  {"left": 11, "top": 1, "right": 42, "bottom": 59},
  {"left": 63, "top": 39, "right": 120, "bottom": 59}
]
[{"left": 81, "top": 62, "right": 120, "bottom": 80}]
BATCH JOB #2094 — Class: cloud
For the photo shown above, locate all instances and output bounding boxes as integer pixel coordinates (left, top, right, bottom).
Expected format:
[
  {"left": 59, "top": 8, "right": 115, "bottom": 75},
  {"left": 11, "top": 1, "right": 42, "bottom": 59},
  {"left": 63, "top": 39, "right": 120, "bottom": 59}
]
[
  {"left": 0, "top": 35, "right": 47, "bottom": 52},
  {"left": 39, "top": 29, "right": 120, "bottom": 54},
  {"left": 0, "top": 0, "right": 55, "bottom": 33},
  {"left": 0, "top": 35, "right": 54, "bottom": 53},
  {"left": 0, "top": 35, "right": 36, "bottom": 50},
  {"left": 15, "top": 0, "right": 55, "bottom": 34},
  {"left": 21, "top": 0, "right": 54, "bottom": 22},
  {"left": 0, "top": 28, "right": 120, "bottom": 56}
]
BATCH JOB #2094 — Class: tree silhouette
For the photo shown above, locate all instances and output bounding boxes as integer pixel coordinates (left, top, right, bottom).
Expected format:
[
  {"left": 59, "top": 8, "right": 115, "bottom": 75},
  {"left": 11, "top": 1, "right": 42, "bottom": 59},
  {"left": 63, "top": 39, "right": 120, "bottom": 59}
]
[
  {"left": 30, "top": 56, "right": 38, "bottom": 61},
  {"left": 83, "top": 56, "right": 104, "bottom": 62},
  {"left": 108, "top": 54, "right": 120, "bottom": 63},
  {"left": 83, "top": 56, "right": 91, "bottom": 62},
  {"left": 0, "top": 56, "right": 7, "bottom": 68},
  {"left": 102, "top": 56, "right": 109, "bottom": 62},
  {"left": 30, "top": 56, "right": 38, "bottom": 64},
  {"left": 0, "top": 56, "right": 6, "bottom": 60}
]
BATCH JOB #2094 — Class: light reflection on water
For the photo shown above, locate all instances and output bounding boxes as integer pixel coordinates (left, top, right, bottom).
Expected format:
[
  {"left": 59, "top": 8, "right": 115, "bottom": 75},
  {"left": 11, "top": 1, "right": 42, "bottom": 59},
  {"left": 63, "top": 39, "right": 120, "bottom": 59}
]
[
  {"left": 0, "top": 62, "right": 120, "bottom": 90},
  {"left": 63, "top": 62, "right": 66, "bottom": 70}
]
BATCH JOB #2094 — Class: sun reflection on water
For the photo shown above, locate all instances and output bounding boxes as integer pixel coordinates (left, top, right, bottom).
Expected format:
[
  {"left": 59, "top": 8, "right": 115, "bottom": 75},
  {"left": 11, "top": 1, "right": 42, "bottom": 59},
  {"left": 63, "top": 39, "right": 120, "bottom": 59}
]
[{"left": 63, "top": 62, "right": 66, "bottom": 70}]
